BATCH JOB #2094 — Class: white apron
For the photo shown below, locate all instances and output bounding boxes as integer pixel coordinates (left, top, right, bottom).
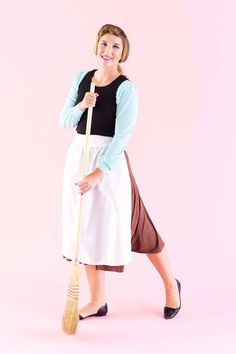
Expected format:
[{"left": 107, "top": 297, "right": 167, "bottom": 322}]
[{"left": 61, "top": 134, "right": 132, "bottom": 266}]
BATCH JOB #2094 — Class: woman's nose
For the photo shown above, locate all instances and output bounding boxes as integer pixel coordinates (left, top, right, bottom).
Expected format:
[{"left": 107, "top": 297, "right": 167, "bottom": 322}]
[{"left": 104, "top": 45, "right": 112, "bottom": 56}]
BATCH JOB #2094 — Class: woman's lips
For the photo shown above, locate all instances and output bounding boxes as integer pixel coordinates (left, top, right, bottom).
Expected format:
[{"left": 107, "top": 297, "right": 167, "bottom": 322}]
[{"left": 102, "top": 56, "right": 112, "bottom": 61}]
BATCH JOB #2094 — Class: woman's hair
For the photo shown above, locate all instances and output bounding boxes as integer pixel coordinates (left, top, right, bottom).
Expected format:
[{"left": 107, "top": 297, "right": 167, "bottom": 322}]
[{"left": 94, "top": 24, "right": 130, "bottom": 74}]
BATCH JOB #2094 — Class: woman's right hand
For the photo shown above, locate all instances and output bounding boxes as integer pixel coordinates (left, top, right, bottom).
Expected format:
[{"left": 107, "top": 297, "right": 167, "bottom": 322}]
[{"left": 78, "top": 92, "right": 99, "bottom": 111}]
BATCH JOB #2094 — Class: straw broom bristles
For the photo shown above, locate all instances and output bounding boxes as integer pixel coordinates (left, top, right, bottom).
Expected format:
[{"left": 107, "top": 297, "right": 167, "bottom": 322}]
[
  {"left": 62, "top": 81, "right": 95, "bottom": 334},
  {"left": 62, "top": 263, "right": 80, "bottom": 334}
]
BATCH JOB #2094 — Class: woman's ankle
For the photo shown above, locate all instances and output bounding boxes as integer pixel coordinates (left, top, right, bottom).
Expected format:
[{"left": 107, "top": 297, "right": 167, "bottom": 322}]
[
  {"left": 90, "top": 299, "right": 106, "bottom": 306},
  {"left": 163, "top": 276, "right": 177, "bottom": 289}
]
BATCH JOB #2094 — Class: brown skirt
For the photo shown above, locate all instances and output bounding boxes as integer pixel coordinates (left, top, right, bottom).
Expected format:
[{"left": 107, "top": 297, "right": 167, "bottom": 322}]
[
  {"left": 96, "top": 151, "right": 165, "bottom": 272},
  {"left": 63, "top": 151, "right": 165, "bottom": 272}
]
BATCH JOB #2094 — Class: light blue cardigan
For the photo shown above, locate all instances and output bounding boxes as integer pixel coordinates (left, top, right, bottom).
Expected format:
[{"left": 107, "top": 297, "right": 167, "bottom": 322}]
[{"left": 59, "top": 70, "right": 138, "bottom": 173}]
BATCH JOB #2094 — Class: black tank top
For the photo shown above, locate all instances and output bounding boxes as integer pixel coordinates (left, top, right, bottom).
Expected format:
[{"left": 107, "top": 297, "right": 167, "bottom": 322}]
[{"left": 75, "top": 69, "right": 129, "bottom": 137}]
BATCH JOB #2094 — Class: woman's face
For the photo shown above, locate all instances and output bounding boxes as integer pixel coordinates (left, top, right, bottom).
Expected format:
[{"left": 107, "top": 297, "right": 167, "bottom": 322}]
[{"left": 96, "top": 33, "right": 123, "bottom": 68}]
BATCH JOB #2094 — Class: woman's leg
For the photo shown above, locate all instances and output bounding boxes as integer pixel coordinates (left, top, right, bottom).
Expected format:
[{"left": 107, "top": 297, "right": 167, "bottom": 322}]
[
  {"left": 146, "top": 245, "right": 180, "bottom": 308},
  {"left": 79, "top": 265, "right": 107, "bottom": 317}
]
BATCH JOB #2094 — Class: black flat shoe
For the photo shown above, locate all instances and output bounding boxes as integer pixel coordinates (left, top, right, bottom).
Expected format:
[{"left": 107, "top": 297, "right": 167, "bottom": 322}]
[
  {"left": 164, "top": 278, "right": 181, "bottom": 319},
  {"left": 79, "top": 303, "right": 108, "bottom": 320}
]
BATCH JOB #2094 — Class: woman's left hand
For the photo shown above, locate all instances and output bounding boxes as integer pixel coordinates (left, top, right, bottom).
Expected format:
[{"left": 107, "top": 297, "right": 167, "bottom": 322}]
[{"left": 75, "top": 168, "right": 104, "bottom": 195}]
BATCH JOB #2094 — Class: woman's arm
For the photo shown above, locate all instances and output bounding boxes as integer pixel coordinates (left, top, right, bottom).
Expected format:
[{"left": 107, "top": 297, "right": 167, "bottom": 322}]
[
  {"left": 59, "top": 70, "right": 88, "bottom": 130},
  {"left": 96, "top": 80, "right": 139, "bottom": 173}
]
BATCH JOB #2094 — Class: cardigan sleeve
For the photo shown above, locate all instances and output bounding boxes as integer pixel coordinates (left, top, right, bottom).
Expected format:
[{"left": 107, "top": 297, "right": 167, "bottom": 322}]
[
  {"left": 59, "top": 70, "right": 88, "bottom": 130},
  {"left": 96, "top": 80, "right": 138, "bottom": 173}
]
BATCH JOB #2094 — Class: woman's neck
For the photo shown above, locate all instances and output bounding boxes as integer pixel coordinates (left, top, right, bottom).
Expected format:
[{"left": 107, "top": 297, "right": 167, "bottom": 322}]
[{"left": 93, "top": 67, "right": 120, "bottom": 85}]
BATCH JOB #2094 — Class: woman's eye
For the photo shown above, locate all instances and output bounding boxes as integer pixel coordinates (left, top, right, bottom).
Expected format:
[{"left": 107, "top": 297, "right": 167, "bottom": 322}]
[
  {"left": 100, "top": 42, "right": 106, "bottom": 46},
  {"left": 114, "top": 45, "right": 119, "bottom": 49}
]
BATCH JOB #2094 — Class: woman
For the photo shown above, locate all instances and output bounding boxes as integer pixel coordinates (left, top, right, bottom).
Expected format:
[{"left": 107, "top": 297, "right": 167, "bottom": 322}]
[{"left": 59, "top": 24, "right": 181, "bottom": 320}]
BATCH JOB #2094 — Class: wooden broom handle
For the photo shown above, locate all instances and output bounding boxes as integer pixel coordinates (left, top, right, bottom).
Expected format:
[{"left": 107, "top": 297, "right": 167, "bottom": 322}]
[{"left": 74, "top": 81, "right": 95, "bottom": 264}]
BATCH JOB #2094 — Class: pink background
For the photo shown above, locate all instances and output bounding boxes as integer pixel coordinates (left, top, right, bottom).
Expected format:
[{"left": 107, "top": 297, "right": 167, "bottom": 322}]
[{"left": 0, "top": 0, "right": 236, "bottom": 353}]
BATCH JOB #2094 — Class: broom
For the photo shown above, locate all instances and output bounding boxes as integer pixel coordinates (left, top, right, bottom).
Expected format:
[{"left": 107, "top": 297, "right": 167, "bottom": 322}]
[{"left": 62, "top": 81, "right": 96, "bottom": 334}]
